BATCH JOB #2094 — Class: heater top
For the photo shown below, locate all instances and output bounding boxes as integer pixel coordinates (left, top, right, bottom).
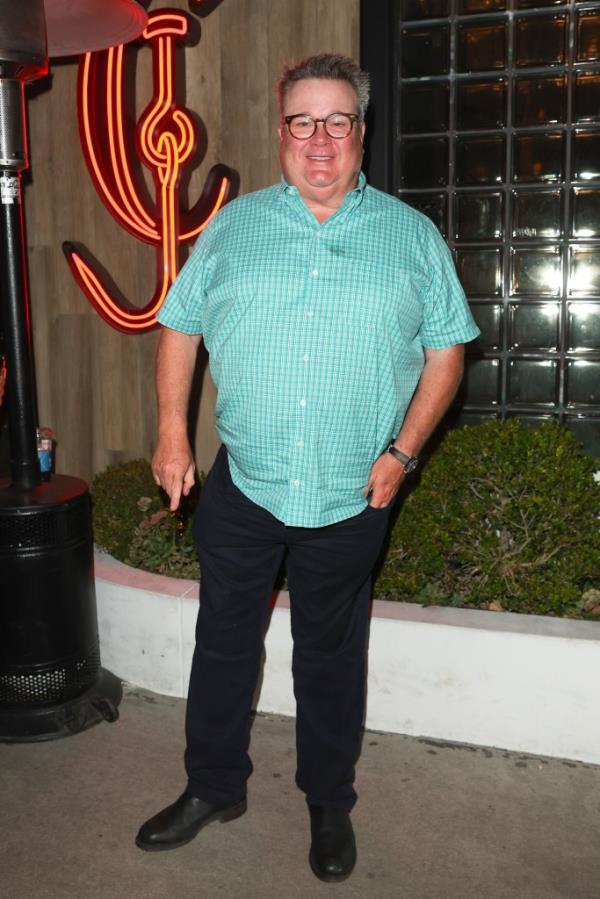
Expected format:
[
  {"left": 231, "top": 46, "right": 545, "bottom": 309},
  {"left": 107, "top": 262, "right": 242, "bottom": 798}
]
[{"left": 45, "top": 0, "right": 148, "bottom": 57}]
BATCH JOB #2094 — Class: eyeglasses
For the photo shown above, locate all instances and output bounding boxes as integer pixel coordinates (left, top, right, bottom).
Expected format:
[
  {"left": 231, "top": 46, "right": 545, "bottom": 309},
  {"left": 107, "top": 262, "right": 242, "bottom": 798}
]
[{"left": 283, "top": 112, "right": 359, "bottom": 140}]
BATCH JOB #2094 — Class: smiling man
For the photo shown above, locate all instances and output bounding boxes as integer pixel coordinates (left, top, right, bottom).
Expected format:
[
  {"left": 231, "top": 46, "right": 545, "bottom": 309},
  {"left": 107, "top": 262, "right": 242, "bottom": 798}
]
[{"left": 136, "top": 54, "right": 479, "bottom": 881}]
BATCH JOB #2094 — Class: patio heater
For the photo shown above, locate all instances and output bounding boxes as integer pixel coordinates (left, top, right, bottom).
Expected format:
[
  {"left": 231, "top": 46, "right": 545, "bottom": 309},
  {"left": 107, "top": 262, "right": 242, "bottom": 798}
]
[{"left": 0, "top": 0, "right": 148, "bottom": 741}]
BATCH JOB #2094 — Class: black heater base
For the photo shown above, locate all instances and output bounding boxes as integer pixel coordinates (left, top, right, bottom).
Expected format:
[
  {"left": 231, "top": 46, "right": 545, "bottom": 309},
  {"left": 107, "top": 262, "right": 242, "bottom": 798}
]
[
  {"left": 0, "top": 667, "right": 122, "bottom": 743},
  {"left": 0, "top": 475, "right": 122, "bottom": 742}
]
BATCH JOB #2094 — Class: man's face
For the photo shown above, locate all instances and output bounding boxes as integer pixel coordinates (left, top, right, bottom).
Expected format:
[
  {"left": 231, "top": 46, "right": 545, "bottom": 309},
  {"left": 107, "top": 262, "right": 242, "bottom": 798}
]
[{"left": 278, "top": 78, "right": 365, "bottom": 206}]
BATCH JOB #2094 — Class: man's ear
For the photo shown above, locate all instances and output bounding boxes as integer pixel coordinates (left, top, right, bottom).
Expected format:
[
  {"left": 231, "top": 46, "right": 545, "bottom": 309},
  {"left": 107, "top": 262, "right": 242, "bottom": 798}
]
[{"left": 360, "top": 122, "right": 366, "bottom": 143}]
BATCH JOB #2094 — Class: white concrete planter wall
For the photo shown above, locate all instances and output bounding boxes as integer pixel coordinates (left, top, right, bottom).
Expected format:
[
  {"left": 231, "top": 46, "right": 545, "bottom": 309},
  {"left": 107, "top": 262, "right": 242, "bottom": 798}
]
[{"left": 95, "top": 550, "right": 600, "bottom": 765}]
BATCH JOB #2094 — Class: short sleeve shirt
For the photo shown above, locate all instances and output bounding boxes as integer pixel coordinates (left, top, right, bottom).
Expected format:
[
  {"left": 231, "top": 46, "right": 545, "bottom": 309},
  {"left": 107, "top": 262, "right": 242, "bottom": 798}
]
[{"left": 158, "top": 173, "right": 480, "bottom": 527}]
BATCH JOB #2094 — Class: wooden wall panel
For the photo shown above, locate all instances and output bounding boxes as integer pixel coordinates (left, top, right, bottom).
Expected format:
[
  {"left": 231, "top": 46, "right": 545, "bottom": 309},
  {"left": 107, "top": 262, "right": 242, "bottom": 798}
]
[
  {"left": 50, "top": 315, "right": 95, "bottom": 478},
  {"left": 23, "top": 0, "right": 359, "bottom": 484}
]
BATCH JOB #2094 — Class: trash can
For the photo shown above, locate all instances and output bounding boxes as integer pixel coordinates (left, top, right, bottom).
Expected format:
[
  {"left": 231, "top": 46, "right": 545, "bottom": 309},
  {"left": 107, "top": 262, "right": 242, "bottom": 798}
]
[{"left": 0, "top": 474, "right": 122, "bottom": 741}]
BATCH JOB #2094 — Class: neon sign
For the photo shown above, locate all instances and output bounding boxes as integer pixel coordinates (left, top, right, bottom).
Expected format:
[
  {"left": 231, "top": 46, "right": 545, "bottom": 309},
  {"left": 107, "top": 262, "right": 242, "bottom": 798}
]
[{"left": 64, "top": 5, "right": 234, "bottom": 334}]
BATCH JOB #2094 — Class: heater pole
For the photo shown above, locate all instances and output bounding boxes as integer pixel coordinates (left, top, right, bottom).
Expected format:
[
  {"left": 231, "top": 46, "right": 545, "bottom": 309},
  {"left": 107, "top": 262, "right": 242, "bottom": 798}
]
[{"left": 0, "top": 75, "right": 40, "bottom": 489}]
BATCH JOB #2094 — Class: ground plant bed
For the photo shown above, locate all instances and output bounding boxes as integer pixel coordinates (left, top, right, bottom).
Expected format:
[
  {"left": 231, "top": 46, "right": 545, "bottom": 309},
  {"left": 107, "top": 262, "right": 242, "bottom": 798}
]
[
  {"left": 92, "top": 420, "right": 600, "bottom": 763},
  {"left": 93, "top": 420, "right": 600, "bottom": 620}
]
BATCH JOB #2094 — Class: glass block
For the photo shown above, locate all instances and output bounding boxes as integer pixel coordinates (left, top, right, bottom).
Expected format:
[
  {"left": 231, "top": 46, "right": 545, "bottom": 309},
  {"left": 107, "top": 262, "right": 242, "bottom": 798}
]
[
  {"left": 576, "top": 12, "right": 600, "bottom": 63},
  {"left": 505, "top": 412, "right": 557, "bottom": 426},
  {"left": 458, "top": 0, "right": 505, "bottom": 13},
  {"left": 469, "top": 303, "right": 502, "bottom": 351},
  {"left": 514, "top": 76, "right": 565, "bottom": 126},
  {"left": 400, "top": 138, "right": 448, "bottom": 188},
  {"left": 456, "top": 135, "right": 506, "bottom": 184},
  {"left": 515, "top": 15, "right": 566, "bottom": 68},
  {"left": 457, "top": 22, "right": 507, "bottom": 73},
  {"left": 401, "top": 0, "right": 450, "bottom": 19},
  {"left": 453, "top": 411, "right": 500, "bottom": 426},
  {"left": 455, "top": 192, "right": 503, "bottom": 240},
  {"left": 564, "top": 416, "right": 600, "bottom": 456},
  {"left": 456, "top": 80, "right": 506, "bottom": 130},
  {"left": 401, "top": 26, "right": 450, "bottom": 77},
  {"left": 572, "top": 189, "right": 600, "bottom": 238},
  {"left": 517, "top": 0, "right": 565, "bottom": 7},
  {"left": 402, "top": 193, "right": 448, "bottom": 236},
  {"left": 456, "top": 248, "right": 502, "bottom": 296},
  {"left": 566, "top": 360, "right": 600, "bottom": 406},
  {"left": 513, "top": 132, "right": 564, "bottom": 183},
  {"left": 574, "top": 72, "right": 600, "bottom": 123},
  {"left": 567, "top": 302, "right": 600, "bottom": 351},
  {"left": 511, "top": 248, "right": 562, "bottom": 296},
  {"left": 401, "top": 83, "right": 449, "bottom": 134},
  {"left": 508, "top": 359, "right": 558, "bottom": 406},
  {"left": 509, "top": 302, "right": 559, "bottom": 351},
  {"left": 462, "top": 357, "right": 501, "bottom": 405},
  {"left": 569, "top": 247, "right": 600, "bottom": 296},
  {"left": 572, "top": 132, "right": 600, "bottom": 182},
  {"left": 512, "top": 190, "right": 562, "bottom": 239}
]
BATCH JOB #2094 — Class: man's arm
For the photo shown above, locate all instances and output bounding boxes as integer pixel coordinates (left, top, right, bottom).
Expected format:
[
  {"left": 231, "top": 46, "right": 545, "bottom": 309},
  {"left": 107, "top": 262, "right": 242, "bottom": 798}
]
[
  {"left": 365, "top": 344, "right": 465, "bottom": 508},
  {"left": 152, "top": 326, "right": 203, "bottom": 511}
]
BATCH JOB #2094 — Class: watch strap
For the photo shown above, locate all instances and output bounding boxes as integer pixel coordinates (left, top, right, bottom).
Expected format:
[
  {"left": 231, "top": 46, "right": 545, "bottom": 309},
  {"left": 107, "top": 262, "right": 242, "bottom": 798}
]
[{"left": 387, "top": 444, "right": 418, "bottom": 473}]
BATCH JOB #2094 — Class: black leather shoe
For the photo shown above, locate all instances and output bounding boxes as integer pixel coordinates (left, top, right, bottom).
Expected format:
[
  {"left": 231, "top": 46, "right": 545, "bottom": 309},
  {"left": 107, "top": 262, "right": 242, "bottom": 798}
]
[
  {"left": 135, "top": 793, "right": 247, "bottom": 852},
  {"left": 308, "top": 804, "right": 357, "bottom": 882}
]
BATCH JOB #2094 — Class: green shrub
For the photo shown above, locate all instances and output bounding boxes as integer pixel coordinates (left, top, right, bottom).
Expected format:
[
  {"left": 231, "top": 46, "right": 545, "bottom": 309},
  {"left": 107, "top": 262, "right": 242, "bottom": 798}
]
[
  {"left": 92, "top": 458, "right": 200, "bottom": 579},
  {"left": 92, "top": 459, "right": 163, "bottom": 559},
  {"left": 374, "top": 419, "right": 600, "bottom": 617},
  {"left": 93, "top": 422, "right": 600, "bottom": 616},
  {"left": 126, "top": 509, "right": 199, "bottom": 579}
]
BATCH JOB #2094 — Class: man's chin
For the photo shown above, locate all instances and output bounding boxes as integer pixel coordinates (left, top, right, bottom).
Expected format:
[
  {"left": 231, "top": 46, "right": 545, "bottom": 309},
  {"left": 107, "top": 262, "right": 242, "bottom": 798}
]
[{"left": 304, "top": 173, "right": 337, "bottom": 189}]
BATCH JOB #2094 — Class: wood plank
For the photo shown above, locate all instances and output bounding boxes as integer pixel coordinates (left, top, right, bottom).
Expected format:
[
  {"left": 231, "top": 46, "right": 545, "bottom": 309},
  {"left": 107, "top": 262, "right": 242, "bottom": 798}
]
[{"left": 50, "top": 314, "right": 95, "bottom": 481}]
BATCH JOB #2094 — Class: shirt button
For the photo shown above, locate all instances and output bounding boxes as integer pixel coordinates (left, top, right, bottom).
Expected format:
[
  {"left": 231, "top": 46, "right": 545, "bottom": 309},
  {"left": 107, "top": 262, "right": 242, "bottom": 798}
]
[
  {"left": 296, "top": 440, "right": 304, "bottom": 448},
  {"left": 311, "top": 269, "right": 319, "bottom": 277},
  {"left": 292, "top": 479, "right": 300, "bottom": 488},
  {"left": 302, "top": 354, "right": 309, "bottom": 362},
  {"left": 306, "top": 310, "right": 314, "bottom": 318},
  {"left": 299, "top": 399, "right": 306, "bottom": 407}
]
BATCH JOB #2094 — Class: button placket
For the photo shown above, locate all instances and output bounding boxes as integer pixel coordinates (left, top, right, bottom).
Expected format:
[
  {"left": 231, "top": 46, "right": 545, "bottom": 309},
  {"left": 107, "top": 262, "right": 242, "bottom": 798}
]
[{"left": 290, "top": 234, "right": 322, "bottom": 499}]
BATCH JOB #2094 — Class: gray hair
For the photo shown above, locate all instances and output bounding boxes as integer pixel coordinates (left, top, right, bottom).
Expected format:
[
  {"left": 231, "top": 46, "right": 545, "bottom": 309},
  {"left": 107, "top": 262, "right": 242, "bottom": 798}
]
[{"left": 277, "top": 53, "right": 370, "bottom": 121}]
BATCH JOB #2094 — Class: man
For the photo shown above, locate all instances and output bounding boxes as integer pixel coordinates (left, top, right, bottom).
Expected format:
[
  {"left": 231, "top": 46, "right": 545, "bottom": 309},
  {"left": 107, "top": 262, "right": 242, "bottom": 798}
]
[{"left": 136, "top": 54, "right": 479, "bottom": 881}]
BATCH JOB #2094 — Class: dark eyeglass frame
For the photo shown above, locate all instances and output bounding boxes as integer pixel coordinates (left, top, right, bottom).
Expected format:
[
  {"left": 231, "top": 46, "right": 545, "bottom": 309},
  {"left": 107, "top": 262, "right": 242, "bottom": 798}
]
[{"left": 283, "top": 112, "right": 360, "bottom": 140}]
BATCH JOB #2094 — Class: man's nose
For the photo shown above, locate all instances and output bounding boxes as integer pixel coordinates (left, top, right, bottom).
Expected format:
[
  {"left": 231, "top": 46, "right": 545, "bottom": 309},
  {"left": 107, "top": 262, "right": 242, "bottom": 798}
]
[{"left": 312, "top": 121, "right": 330, "bottom": 140}]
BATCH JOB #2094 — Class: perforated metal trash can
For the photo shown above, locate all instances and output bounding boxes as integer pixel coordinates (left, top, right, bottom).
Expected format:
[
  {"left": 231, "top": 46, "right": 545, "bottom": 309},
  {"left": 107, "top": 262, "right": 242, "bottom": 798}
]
[{"left": 0, "top": 475, "right": 122, "bottom": 741}]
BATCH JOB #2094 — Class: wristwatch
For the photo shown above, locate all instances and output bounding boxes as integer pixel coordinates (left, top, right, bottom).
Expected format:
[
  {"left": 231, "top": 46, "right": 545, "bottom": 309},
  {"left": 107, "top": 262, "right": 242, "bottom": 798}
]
[{"left": 387, "top": 443, "right": 419, "bottom": 475}]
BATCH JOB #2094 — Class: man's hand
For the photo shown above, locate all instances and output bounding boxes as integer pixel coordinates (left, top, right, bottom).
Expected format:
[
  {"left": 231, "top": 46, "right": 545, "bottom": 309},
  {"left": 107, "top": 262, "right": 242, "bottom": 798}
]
[
  {"left": 152, "top": 434, "right": 195, "bottom": 511},
  {"left": 364, "top": 452, "right": 406, "bottom": 509}
]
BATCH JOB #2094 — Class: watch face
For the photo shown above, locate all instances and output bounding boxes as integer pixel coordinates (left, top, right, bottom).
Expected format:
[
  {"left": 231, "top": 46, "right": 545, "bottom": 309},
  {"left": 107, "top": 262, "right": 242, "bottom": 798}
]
[{"left": 404, "top": 457, "right": 418, "bottom": 474}]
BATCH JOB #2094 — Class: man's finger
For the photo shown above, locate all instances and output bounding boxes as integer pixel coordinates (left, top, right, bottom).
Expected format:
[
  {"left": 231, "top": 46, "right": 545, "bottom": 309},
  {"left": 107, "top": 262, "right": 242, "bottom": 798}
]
[
  {"left": 369, "top": 493, "right": 389, "bottom": 509},
  {"left": 182, "top": 463, "right": 195, "bottom": 496},
  {"left": 168, "top": 477, "right": 183, "bottom": 511}
]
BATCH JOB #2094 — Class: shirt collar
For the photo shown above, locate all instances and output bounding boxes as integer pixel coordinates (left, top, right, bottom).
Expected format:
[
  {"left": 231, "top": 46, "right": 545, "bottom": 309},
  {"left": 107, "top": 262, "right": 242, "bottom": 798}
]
[
  {"left": 279, "top": 170, "right": 367, "bottom": 198},
  {"left": 278, "top": 171, "right": 367, "bottom": 221}
]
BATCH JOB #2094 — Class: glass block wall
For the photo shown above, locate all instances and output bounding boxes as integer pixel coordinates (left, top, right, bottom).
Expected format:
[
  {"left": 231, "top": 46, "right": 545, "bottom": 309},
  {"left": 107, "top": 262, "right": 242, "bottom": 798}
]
[{"left": 391, "top": 0, "right": 600, "bottom": 454}]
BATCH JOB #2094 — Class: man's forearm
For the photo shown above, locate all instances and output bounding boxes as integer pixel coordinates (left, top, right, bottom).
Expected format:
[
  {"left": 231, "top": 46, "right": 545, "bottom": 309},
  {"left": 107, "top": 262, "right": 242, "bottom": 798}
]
[
  {"left": 155, "top": 326, "right": 202, "bottom": 438},
  {"left": 394, "top": 344, "right": 465, "bottom": 457}
]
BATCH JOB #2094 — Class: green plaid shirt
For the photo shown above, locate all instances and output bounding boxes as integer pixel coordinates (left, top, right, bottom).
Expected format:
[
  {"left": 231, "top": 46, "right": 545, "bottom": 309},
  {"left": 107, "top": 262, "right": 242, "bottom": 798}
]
[{"left": 158, "top": 173, "right": 479, "bottom": 527}]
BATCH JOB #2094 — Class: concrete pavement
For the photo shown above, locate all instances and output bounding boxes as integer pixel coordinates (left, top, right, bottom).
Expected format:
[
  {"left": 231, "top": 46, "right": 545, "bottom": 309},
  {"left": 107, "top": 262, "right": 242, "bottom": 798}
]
[{"left": 2, "top": 686, "right": 600, "bottom": 899}]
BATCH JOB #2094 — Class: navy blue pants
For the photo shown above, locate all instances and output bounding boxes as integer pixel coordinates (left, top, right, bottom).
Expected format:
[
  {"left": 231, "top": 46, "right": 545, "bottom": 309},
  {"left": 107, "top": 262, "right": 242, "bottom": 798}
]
[{"left": 185, "top": 445, "right": 392, "bottom": 811}]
